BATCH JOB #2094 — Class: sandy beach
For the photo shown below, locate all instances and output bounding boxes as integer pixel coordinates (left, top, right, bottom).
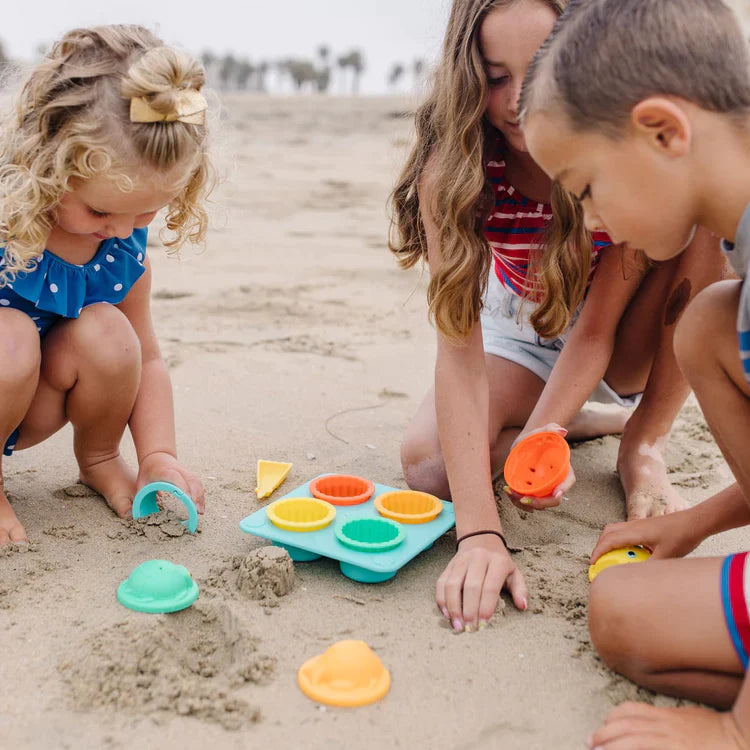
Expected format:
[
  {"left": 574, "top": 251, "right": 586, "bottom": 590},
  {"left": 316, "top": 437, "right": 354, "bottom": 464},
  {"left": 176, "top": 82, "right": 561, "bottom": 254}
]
[{"left": 2, "top": 93, "right": 748, "bottom": 750}]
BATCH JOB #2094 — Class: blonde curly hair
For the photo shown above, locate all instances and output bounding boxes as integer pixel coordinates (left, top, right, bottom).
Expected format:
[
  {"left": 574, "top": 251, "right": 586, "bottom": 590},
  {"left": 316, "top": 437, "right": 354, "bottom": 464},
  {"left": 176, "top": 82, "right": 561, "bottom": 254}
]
[
  {"left": 389, "top": 0, "right": 595, "bottom": 342},
  {"left": 0, "top": 24, "right": 215, "bottom": 282}
]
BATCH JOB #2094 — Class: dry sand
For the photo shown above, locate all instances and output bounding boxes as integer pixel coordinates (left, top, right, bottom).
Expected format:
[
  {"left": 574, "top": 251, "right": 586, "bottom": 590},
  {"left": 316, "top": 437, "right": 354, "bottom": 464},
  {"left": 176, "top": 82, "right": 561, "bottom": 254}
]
[{"left": 2, "top": 94, "right": 748, "bottom": 750}]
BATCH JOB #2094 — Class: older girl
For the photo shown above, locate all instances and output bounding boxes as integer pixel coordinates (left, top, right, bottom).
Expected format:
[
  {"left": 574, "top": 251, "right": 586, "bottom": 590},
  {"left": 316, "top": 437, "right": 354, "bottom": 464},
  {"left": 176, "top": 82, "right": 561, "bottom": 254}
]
[{"left": 389, "top": 0, "right": 725, "bottom": 632}]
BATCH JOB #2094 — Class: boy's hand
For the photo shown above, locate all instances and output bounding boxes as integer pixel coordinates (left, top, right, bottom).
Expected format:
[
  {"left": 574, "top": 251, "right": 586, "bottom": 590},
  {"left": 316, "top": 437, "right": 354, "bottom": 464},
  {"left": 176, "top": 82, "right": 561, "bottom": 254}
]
[
  {"left": 590, "top": 509, "right": 701, "bottom": 564},
  {"left": 137, "top": 452, "right": 206, "bottom": 513}
]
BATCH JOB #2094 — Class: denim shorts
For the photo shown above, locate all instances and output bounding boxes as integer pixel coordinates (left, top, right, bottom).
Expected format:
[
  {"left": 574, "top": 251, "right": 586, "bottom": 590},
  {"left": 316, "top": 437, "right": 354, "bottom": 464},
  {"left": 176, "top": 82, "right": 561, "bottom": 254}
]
[{"left": 480, "top": 271, "right": 640, "bottom": 408}]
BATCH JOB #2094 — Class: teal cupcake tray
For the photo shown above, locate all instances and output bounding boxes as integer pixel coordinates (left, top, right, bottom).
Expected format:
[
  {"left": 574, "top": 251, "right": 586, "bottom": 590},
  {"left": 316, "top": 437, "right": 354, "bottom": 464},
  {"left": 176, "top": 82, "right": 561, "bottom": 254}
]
[{"left": 238, "top": 476, "right": 455, "bottom": 583}]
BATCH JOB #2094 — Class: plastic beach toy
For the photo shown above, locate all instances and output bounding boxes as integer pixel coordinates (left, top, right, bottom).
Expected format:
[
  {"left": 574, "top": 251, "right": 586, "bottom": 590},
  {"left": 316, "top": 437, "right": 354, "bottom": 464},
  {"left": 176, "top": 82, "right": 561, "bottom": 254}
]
[
  {"left": 298, "top": 640, "right": 391, "bottom": 707},
  {"left": 375, "top": 490, "right": 442, "bottom": 524},
  {"left": 588, "top": 546, "right": 652, "bottom": 582},
  {"left": 335, "top": 517, "right": 405, "bottom": 553},
  {"left": 266, "top": 496, "right": 336, "bottom": 532},
  {"left": 131, "top": 481, "right": 198, "bottom": 533},
  {"left": 256, "top": 460, "right": 293, "bottom": 499},
  {"left": 309, "top": 474, "right": 375, "bottom": 506},
  {"left": 503, "top": 431, "right": 570, "bottom": 497},
  {"left": 117, "top": 559, "right": 199, "bottom": 613}
]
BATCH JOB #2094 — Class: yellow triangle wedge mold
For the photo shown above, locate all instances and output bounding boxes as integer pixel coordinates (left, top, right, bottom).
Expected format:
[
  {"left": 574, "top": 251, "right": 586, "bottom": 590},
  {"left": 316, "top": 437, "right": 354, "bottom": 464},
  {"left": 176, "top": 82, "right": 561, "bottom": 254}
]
[{"left": 255, "top": 460, "right": 293, "bottom": 499}]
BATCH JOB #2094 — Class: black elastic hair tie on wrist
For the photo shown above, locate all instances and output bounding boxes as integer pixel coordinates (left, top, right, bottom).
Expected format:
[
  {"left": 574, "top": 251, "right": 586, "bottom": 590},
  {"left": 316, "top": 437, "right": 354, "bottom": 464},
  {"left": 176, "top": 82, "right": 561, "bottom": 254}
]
[{"left": 455, "top": 529, "right": 508, "bottom": 552}]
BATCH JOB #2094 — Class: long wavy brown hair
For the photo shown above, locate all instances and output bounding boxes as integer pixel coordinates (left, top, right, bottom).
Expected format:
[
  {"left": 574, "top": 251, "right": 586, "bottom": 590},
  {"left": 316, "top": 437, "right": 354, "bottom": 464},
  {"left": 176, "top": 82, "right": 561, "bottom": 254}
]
[
  {"left": 0, "top": 24, "right": 215, "bottom": 283},
  {"left": 388, "top": 0, "right": 595, "bottom": 341}
]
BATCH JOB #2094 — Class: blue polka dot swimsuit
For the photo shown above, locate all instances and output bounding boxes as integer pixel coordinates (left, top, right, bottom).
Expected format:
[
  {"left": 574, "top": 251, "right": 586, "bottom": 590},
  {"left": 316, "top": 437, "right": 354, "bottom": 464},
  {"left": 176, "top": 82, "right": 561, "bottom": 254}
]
[{"left": 1, "top": 227, "right": 148, "bottom": 455}]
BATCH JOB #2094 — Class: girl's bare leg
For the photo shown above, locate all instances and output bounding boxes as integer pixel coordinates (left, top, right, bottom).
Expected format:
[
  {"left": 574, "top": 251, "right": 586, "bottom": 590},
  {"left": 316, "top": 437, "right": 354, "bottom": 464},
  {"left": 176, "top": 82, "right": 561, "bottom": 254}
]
[
  {"left": 605, "top": 230, "right": 728, "bottom": 518},
  {"left": 401, "top": 355, "right": 546, "bottom": 498},
  {"left": 17, "top": 303, "right": 141, "bottom": 517},
  {"left": 0, "top": 311, "right": 41, "bottom": 543}
]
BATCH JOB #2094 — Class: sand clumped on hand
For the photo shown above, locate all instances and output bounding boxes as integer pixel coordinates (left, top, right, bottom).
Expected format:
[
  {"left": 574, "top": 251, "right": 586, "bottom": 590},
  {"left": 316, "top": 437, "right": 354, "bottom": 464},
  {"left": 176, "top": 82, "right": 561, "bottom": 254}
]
[
  {"left": 58, "top": 601, "right": 275, "bottom": 730},
  {"left": 203, "top": 546, "right": 296, "bottom": 603}
]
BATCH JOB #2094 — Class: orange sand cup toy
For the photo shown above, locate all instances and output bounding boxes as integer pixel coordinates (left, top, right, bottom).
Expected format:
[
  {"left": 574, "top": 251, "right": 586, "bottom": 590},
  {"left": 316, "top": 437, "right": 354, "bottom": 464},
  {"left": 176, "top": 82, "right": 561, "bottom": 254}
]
[
  {"left": 503, "top": 431, "right": 570, "bottom": 498},
  {"left": 309, "top": 474, "right": 375, "bottom": 506},
  {"left": 298, "top": 640, "right": 391, "bottom": 707}
]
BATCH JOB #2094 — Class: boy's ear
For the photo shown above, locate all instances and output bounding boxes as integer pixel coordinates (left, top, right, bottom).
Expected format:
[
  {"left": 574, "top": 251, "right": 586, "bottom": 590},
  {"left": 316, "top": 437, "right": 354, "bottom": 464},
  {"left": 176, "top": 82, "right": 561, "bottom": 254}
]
[{"left": 630, "top": 97, "right": 692, "bottom": 156}]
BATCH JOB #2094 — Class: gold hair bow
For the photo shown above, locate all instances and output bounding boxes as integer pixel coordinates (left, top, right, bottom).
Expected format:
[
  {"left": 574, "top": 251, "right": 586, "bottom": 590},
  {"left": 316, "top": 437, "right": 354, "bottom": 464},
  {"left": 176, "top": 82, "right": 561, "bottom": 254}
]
[{"left": 130, "top": 89, "right": 207, "bottom": 125}]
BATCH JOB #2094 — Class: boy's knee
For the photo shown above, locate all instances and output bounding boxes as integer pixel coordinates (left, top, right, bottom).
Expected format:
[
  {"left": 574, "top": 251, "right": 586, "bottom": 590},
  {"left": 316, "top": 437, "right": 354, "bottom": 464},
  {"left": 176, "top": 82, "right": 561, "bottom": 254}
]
[
  {"left": 674, "top": 280, "right": 741, "bottom": 376},
  {"left": 588, "top": 570, "right": 631, "bottom": 672}
]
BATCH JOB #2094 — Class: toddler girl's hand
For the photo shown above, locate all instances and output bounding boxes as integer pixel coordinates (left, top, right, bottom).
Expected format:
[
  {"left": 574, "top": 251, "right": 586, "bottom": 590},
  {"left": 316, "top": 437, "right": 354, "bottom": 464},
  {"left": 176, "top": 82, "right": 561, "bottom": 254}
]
[
  {"left": 590, "top": 510, "right": 700, "bottom": 564},
  {"left": 137, "top": 452, "right": 205, "bottom": 513},
  {"left": 436, "top": 534, "right": 528, "bottom": 632}
]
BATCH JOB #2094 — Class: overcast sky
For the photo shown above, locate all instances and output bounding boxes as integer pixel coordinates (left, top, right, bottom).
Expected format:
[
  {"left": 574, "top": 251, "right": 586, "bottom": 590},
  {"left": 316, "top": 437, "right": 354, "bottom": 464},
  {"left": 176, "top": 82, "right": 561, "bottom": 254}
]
[{"left": 3, "top": 0, "right": 451, "bottom": 94}]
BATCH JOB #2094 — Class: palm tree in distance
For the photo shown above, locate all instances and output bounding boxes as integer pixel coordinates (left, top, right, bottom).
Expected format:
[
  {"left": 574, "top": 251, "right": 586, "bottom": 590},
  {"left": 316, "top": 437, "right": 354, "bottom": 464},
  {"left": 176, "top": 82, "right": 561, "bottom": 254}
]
[
  {"left": 413, "top": 59, "right": 425, "bottom": 90},
  {"left": 388, "top": 63, "right": 405, "bottom": 91},
  {"left": 218, "top": 53, "right": 237, "bottom": 90},
  {"left": 316, "top": 44, "right": 332, "bottom": 94},
  {"left": 337, "top": 50, "right": 365, "bottom": 95}
]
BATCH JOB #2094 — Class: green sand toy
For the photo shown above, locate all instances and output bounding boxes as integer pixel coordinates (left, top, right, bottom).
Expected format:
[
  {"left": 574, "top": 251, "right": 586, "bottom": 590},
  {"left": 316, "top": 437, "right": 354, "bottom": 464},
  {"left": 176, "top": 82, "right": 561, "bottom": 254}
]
[
  {"left": 131, "top": 481, "right": 199, "bottom": 533},
  {"left": 117, "top": 559, "right": 199, "bottom": 613}
]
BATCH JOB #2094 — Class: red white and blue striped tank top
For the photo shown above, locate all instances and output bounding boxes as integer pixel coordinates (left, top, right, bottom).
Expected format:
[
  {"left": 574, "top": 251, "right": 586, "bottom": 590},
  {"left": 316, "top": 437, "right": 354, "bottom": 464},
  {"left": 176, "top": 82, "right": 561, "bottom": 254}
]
[{"left": 485, "top": 158, "right": 610, "bottom": 296}]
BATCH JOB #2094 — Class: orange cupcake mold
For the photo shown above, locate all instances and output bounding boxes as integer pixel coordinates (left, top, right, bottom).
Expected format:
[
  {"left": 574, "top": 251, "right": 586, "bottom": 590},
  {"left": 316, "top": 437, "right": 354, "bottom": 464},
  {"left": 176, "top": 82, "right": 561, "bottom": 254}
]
[
  {"left": 375, "top": 490, "right": 442, "bottom": 524},
  {"left": 309, "top": 474, "right": 375, "bottom": 506},
  {"left": 503, "top": 431, "right": 570, "bottom": 497}
]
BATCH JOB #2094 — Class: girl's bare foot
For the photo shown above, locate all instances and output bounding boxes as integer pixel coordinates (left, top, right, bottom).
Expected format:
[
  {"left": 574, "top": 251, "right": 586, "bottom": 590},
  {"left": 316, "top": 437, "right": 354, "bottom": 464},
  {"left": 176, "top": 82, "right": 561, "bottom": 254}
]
[
  {"left": 625, "top": 482, "right": 689, "bottom": 519},
  {"left": 0, "top": 488, "right": 28, "bottom": 543},
  {"left": 618, "top": 435, "right": 689, "bottom": 519},
  {"left": 588, "top": 702, "right": 745, "bottom": 749},
  {"left": 567, "top": 406, "right": 630, "bottom": 442},
  {"left": 78, "top": 453, "right": 137, "bottom": 518}
]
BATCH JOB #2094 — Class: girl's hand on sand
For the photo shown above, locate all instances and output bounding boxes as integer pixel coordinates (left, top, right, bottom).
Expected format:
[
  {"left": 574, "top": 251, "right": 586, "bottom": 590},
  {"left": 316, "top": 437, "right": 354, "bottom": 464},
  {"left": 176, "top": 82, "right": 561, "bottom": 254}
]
[
  {"left": 436, "top": 535, "right": 528, "bottom": 632},
  {"left": 590, "top": 510, "right": 699, "bottom": 564},
  {"left": 137, "top": 452, "right": 206, "bottom": 513},
  {"left": 587, "top": 702, "right": 746, "bottom": 749},
  {"left": 504, "top": 423, "right": 574, "bottom": 511}
]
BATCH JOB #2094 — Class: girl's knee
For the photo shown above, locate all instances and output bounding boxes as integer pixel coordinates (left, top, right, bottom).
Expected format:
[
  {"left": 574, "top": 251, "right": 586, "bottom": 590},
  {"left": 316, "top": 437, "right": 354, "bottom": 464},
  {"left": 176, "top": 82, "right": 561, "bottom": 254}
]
[
  {"left": 0, "top": 311, "right": 41, "bottom": 382},
  {"left": 400, "top": 438, "right": 449, "bottom": 497},
  {"left": 70, "top": 303, "right": 141, "bottom": 374}
]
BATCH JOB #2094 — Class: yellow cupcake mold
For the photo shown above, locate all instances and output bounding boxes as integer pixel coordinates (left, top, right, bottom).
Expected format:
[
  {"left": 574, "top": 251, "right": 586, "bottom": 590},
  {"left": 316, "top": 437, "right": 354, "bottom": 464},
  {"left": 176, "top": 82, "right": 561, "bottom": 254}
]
[
  {"left": 375, "top": 490, "right": 443, "bottom": 524},
  {"left": 265, "top": 497, "right": 335, "bottom": 532},
  {"left": 298, "top": 640, "right": 391, "bottom": 707}
]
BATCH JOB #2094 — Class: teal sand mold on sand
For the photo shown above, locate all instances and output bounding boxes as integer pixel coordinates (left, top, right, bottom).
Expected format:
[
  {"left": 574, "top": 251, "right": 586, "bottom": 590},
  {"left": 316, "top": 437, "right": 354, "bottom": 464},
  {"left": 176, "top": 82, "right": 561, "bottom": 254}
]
[
  {"left": 239, "top": 476, "right": 455, "bottom": 583},
  {"left": 131, "top": 481, "right": 199, "bottom": 533},
  {"left": 336, "top": 517, "right": 406, "bottom": 583},
  {"left": 117, "top": 559, "right": 199, "bottom": 613}
]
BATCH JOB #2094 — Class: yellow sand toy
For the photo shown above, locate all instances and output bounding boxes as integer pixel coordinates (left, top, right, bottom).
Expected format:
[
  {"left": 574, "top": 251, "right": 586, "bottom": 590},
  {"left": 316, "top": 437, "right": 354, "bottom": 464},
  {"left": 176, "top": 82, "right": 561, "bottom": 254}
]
[
  {"left": 588, "top": 546, "right": 652, "bottom": 582},
  {"left": 255, "top": 460, "right": 292, "bottom": 499}
]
